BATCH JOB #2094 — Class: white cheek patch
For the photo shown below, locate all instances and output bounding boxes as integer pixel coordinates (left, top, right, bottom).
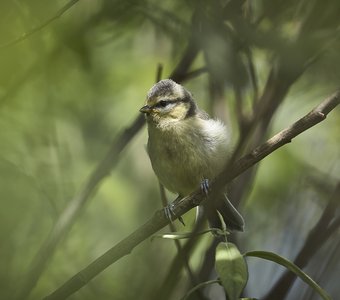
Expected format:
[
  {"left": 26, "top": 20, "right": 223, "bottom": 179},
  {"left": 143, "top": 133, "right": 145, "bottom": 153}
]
[
  {"left": 162, "top": 103, "right": 176, "bottom": 112},
  {"left": 169, "top": 102, "right": 189, "bottom": 120}
]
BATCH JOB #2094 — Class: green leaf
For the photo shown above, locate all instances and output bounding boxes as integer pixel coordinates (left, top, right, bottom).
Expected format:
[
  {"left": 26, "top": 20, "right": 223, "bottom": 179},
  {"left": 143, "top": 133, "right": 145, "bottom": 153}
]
[
  {"left": 245, "top": 251, "right": 332, "bottom": 300},
  {"left": 180, "top": 279, "right": 221, "bottom": 300},
  {"left": 215, "top": 242, "right": 248, "bottom": 300},
  {"left": 151, "top": 228, "right": 228, "bottom": 241}
]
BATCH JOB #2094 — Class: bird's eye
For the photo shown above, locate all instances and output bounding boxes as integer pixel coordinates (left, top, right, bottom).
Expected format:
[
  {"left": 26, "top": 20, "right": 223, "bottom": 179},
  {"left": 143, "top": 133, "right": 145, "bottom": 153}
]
[{"left": 158, "top": 100, "right": 169, "bottom": 107}]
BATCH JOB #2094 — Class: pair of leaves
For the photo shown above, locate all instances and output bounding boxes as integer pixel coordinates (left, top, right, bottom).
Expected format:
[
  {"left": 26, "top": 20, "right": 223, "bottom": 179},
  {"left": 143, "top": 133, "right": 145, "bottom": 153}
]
[
  {"left": 185, "top": 242, "right": 332, "bottom": 300},
  {"left": 215, "top": 243, "right": 332, "bottom": 300},
  {"left": 154, "top": 231, "right": 331, "bottom": 300},
  {"left": 180, "top": 241, "right": 248, "bottom": 300}
]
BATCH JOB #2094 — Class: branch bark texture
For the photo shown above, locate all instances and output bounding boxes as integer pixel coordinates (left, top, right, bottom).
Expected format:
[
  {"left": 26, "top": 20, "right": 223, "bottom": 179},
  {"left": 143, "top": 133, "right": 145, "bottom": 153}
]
[{"left": 44, "top": 90, "right": 340, "bottom": 300}]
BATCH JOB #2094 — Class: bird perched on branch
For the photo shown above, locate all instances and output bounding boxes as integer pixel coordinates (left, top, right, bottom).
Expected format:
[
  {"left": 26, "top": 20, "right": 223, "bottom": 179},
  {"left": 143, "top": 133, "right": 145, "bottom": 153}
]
[{"left": 140, "top": 79, "right": 244, "bottom": 231}]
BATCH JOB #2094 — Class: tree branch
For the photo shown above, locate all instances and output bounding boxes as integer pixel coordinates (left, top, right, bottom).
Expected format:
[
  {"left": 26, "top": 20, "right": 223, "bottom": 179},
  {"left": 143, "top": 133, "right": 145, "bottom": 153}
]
[
  {"left": 213, "top": 90, "right": 339, "bottom": 192},
  {"left": 43, "top": 90, "right": 340, "bottom": 300},
  {"left": 0, "top": 0, "right": 80, "bottom": 49}
]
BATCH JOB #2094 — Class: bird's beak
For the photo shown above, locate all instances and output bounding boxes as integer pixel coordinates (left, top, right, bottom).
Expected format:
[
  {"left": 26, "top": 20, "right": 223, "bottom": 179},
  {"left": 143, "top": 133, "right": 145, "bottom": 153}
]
[{"left": 139, "top": 105, "right": 152, "bottom": 114}]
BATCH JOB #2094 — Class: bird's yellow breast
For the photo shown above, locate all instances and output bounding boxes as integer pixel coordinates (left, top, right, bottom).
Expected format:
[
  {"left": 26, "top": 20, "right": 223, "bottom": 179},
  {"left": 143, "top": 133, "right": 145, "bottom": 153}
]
[{"left": 147, "top": 117, "right": 230, "bottom": 196}]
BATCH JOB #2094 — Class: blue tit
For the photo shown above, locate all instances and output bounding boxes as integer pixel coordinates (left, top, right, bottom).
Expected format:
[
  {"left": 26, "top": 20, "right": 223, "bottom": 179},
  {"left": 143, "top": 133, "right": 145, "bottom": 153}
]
[{"left": 140, "top": 79, "right": 244, "bottom": 231}]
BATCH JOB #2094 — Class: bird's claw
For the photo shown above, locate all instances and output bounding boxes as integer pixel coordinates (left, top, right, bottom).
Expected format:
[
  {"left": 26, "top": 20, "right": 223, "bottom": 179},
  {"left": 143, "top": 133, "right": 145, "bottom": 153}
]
[
  {"left": 200, "top": 178, "right": 210, "bottom": 196},
  {"left": 164, "top": 204, "right": 185, "bottom": 226}
]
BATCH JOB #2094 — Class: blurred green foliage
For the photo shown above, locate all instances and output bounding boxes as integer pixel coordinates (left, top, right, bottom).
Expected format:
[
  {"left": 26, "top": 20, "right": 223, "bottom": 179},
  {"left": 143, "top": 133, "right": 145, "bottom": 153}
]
[{"left": 0, "top": 0, "right": 339, "bottom": 300}]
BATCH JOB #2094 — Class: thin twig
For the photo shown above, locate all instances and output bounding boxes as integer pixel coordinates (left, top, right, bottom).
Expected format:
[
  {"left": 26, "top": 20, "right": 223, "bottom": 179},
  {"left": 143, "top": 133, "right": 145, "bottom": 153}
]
[
  {"left": 155, "top": 63, "right": 163, "bottom": 82},
  {"left": 43, "top": 89, "right": 340, "bottom": 300},
  {"left": 234, "top": 84, "right": 245, "bottom": 130},
  {"left": 182, "top": 66, "right": 208, "bottom": 82},
  {"left": 244, "top": 47, "right": 259, "bottom": 107},
  {"left": 0, "top": 0, "right": 80, "bottom": 49}
]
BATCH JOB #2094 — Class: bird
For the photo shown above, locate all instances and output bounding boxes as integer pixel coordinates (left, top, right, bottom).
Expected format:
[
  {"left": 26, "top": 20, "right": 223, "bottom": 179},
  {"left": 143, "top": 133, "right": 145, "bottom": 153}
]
[{"left": 139, "top": 79, "right": 244, "bottom": 231}]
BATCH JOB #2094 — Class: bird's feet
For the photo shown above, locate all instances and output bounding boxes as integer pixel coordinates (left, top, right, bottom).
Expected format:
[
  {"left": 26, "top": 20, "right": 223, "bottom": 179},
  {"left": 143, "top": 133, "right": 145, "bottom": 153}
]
[
  {"left": 200, "top": 178, "right": 210, "bottom": 196},
  {"left": 164, "top": 199, "right": 185, "bottom": 226}
]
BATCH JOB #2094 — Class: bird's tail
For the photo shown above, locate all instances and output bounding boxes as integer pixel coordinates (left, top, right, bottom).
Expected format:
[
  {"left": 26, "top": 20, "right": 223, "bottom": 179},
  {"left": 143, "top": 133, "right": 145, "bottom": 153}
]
[{"left": 203, "top": 193, "right": 245, "bottom": 232}]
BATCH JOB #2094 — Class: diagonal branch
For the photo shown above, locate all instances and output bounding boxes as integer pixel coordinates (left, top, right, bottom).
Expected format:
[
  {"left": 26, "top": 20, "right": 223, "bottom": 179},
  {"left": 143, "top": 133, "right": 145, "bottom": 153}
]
[
  {"left": 43, "top": 89, "right": 340, "bottom": 300},
  {"left": 0, "top": 0, "right": 80, "bottom": 49},
  {"left": 213, "top": 90, "right": 340, "bottom": 192}
]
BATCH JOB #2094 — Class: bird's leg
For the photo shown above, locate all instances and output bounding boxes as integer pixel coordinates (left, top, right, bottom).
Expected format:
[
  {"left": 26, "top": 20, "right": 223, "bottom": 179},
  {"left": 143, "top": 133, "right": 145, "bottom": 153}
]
[{"left": 164, "top": 195, "right": 185, "bottom": 226}]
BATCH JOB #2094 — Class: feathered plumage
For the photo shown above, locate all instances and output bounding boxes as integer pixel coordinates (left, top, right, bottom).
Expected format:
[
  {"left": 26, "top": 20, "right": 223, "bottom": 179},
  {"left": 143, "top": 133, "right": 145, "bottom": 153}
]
[{"left": 140, "top": 79, "right": 244, "bottom": 231}]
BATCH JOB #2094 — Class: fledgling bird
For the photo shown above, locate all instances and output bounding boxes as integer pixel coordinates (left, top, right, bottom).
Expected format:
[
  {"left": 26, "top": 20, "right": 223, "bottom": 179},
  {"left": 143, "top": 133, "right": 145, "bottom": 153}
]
[{"left": 140, "top": 79, "right": 244, "bottom": 231}]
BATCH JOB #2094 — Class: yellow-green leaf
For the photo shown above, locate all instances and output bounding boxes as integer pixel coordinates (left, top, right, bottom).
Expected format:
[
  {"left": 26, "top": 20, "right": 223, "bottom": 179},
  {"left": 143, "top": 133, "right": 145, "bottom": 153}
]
[
  {"left": 151, "top": 228, "right": 227, "bottom": 241},
  {"left": 215, "top": 242, "right": 248, "bottom": 300},
  {"left": 181, "top": 279, "right": 221, "bottom": 300},
  {"left": 245, "top": 251, "right": 332, "bottom": 300}
]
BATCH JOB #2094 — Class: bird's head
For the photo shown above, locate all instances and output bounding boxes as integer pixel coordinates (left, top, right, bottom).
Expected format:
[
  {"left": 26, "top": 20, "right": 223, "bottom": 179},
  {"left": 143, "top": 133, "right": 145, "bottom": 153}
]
[{"left": 140, "top": 79, "right": 197, "bottom": 126}]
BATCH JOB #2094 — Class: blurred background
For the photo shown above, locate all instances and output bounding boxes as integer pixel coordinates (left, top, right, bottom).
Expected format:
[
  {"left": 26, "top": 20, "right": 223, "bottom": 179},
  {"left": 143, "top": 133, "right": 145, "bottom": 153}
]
[{"left": 0, "top": 0, "right": 339, "bottom": 299}]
